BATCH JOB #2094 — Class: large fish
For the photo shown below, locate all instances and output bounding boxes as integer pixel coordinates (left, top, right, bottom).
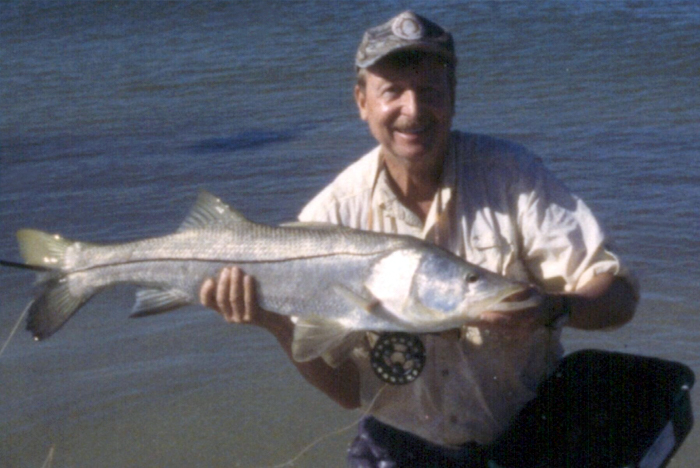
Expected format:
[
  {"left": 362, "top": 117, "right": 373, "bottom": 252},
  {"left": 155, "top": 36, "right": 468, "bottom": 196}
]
[{"left": 4, "top": 192, "right": 538, "bottom": 363}]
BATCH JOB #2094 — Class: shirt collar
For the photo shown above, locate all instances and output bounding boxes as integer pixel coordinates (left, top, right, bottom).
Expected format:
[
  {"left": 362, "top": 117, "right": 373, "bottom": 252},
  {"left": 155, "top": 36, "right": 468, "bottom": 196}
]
[{"left": 369, "top": 133, "right": 458, "bottom": 233}]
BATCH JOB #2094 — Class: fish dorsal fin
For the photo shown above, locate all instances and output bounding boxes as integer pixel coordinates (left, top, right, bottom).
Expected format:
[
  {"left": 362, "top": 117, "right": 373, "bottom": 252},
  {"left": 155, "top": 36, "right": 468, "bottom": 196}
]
[
  {"left": 178, "top": 191, "right": 250, "bottom": 232},
  {"left": 291, "top": 315, "right": 352, "bottom": 363}
]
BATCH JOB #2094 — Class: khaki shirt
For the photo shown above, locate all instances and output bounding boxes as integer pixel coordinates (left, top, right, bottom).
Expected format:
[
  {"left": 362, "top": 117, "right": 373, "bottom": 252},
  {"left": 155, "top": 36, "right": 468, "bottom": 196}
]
[{"left": 299, "top": 131, "right": 628, "bottom": 446}]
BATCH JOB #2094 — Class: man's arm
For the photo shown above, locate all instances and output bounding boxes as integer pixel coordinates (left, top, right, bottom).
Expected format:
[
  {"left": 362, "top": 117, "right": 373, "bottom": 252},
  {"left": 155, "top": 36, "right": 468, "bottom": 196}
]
[
  {"left": 479, "top": 272, "right": 637, "bottom": 331},
  {"left": 200, "top": 267, "right": 361, "bottom": 409},
  {"left": 558, "top": 272, "right": 637, "bottom": 330}
]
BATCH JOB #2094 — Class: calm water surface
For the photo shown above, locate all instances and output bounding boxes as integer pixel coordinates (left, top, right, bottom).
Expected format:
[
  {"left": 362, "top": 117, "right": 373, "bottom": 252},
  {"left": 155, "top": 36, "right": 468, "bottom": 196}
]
[{"left": 1, "top": 1, "right": 699, "bottom": 466}]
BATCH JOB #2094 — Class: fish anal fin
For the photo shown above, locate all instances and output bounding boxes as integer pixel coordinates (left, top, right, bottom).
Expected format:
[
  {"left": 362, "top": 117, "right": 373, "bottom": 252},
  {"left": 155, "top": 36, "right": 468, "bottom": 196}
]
[
  {"left": 178, "top": 191, "right": 250, "bottom": 232},
  {"left": 130, "top": 288, "right": 191, "bottom": 318},
  {"left": 291, "top": 316, "right": 351, "bottom": 363}
]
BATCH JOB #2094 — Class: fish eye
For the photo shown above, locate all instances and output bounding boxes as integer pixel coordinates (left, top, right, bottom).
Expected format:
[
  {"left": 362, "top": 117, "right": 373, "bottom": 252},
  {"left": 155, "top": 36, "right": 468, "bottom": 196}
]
[{"left": 465, "top": 273, "right": 479, "bottom": 284}]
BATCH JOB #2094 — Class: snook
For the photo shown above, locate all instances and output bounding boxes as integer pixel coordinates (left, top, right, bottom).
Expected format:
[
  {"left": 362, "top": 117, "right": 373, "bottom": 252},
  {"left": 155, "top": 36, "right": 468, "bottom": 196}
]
[{"left": 9, "top": 192, "right": 537, "bottom": 363}]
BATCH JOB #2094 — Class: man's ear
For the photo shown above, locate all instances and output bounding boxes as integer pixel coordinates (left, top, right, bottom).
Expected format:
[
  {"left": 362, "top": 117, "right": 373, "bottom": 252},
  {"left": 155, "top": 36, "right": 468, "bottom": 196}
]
[{"left": 354, "top": 85, "right": 368, "bottom": 121}]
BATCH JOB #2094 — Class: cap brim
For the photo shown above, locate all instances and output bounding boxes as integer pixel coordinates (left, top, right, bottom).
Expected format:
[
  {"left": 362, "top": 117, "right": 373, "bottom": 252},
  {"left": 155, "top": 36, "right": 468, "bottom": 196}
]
[{"left": 356, "top": 43, "right": 455, "bottom": 69}]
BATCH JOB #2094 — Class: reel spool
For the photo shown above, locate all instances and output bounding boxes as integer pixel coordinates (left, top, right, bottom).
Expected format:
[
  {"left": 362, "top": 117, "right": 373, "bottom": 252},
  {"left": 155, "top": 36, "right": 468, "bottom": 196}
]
[{"left": 370, "top": 332, "right": 426, "bottom": 385}]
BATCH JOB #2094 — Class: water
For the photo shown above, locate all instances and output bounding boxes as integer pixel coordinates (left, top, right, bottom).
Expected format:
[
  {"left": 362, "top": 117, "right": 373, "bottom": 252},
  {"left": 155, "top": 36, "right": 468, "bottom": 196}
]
[{"left": 1, "top": 1, "right": 698, "bottom": 466}]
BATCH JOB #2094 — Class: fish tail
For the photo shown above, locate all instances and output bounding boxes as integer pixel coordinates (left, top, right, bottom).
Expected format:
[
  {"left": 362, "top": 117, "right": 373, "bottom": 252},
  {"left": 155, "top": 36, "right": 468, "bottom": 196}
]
[
  {"left": 16, "top": 229, "right": 93, "bottom": 340},
  {"left": 0, "top": 259, "right": 51, "bottom": 272},
  {"left": 25, "top": 279, "right": 94, "bottom": 341},
  {"left": 16, "top": 229, "right": 71, "bottom": 270}
]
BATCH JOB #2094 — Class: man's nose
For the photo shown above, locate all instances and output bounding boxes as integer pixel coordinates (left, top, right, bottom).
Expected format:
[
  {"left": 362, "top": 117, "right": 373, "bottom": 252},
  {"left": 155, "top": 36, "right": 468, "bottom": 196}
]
[{"left": 400, "top": 89, "right": 422, "bottom": 117}]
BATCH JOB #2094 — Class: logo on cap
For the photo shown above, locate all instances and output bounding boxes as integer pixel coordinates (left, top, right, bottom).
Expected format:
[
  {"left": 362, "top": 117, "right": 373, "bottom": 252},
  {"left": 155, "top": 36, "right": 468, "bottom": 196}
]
[{"left": 391, "top": 12, "right": 424, "bottom": 40}]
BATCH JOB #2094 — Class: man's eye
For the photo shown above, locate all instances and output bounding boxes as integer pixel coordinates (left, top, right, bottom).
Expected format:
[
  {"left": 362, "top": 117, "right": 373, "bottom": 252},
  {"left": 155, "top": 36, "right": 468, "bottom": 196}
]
[{"left": 382, "top": 87, "right": 400, "bottom": 97}]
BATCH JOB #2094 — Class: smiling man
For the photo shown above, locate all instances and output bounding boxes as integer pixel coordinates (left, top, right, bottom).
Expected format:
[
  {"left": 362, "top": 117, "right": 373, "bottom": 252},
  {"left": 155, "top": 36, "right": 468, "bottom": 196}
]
[
  {"left": 354, "top": 51, "right": 454, "bottom": 222},
  {"left": 201, "top": 11, "right": 638, "bottom": 467}
]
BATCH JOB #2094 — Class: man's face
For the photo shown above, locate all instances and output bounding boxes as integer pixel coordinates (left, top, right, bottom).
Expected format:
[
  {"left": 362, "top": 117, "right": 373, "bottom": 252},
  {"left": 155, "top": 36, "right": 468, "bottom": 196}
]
[{"left": 355, "top": 54, "right": 454, "bottom": 169}]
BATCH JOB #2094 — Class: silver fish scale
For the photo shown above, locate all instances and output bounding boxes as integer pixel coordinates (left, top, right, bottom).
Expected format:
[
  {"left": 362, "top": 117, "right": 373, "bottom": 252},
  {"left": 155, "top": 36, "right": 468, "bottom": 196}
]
[
  {"left": 68, "top": 222, "right": 416, "bottom": 270},
  {"left": 63, "top": 231, "right": 408, "bottom": 331}
]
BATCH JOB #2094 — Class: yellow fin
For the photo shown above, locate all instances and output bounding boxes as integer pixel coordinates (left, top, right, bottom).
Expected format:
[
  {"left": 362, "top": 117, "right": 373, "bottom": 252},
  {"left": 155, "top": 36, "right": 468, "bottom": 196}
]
[{"left": 16, "top": 229, "right": 72, "bottom": 269}]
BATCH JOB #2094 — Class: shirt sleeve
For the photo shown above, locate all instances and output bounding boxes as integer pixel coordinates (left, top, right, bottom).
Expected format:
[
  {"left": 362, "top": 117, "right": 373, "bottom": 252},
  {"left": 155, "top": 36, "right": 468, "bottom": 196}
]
[
  {"left": 515, "top": 156, "right": 631, "bottom": 293},
  {"left": 298, "top": 191, "right": 342, "bottom": 224},
  {"left": 298, "top": 146, "right": 383, "bottom": 228}
]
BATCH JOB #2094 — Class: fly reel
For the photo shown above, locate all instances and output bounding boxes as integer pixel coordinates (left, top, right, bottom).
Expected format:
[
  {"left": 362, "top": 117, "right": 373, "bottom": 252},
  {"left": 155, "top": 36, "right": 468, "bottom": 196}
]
[{"left": 370, "top": 332, "right": 426, "bottom": 385}]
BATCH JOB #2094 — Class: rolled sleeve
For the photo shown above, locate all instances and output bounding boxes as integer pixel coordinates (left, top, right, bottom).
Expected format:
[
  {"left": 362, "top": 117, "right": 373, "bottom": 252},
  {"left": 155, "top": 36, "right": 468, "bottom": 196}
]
[{"left": 517, "top": 157, "right": 625, "bottom": 293}]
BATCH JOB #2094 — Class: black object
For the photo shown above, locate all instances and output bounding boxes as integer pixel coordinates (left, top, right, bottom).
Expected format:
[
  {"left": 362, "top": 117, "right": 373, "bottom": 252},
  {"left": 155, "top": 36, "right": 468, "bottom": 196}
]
[
  {"left": 370, "top": 332, "right": 426, "bottom": 385},
  {"left": 490, "top": 349, "right": 695, "bottom": 468},
  {"left": 348, "top": 415, "right": 486, "bottom": 468}
]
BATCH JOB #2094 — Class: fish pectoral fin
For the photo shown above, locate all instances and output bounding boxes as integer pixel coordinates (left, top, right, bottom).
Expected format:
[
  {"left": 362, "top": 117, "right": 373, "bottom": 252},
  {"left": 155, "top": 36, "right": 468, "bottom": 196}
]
[
  {"left": 291, "top": 316, "right": 352, "bottom": 364},
  {"left": 332, "top": 284, "right": 378, "bottom": 312},
  {"left": 333, "top": 284, "right": 413, "bottom": 329},
  {"left": 130, "top": 288, "right": 192, "bottom": 318}
]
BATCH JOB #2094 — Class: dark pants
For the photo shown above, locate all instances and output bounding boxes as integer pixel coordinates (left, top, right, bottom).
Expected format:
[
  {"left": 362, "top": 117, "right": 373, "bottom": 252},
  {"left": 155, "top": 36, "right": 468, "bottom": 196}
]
[
  {"left": 347, "top": 416, "right": 489, "bottom": 468},
  {"left": 347, "top": 351, "right": 697, "bottom": 468}
]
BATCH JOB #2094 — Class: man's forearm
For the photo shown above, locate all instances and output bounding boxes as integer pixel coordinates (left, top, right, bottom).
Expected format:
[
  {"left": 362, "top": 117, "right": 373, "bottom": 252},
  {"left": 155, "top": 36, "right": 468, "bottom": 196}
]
[
  {"left": 565, "top": 272, "right": 638, "bottom": 330},
  {"left": 262, "top": 314, "right": 362, "bottom": 410}
]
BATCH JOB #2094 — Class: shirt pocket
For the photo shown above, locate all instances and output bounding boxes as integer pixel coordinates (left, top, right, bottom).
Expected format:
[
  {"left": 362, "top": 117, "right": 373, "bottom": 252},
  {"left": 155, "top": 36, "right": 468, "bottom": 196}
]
[{"left": 469, "top": 231, "right": 513, "bottom": 274}]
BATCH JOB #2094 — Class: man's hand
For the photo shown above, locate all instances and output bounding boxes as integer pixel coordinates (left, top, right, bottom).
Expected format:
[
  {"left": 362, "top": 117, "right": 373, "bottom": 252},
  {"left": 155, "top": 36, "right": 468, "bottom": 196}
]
[
  {"left": 199, "top": 266, "right": 361, "bottom": 409},
  {"left": 477, "top": 289, "right": 567, "bottom": 333},
  {"left": 478, "top": 272, "right": 638, "bottom": 332},
  {"left": 200, "top": 266, "right": 280, "bottom": 328}
]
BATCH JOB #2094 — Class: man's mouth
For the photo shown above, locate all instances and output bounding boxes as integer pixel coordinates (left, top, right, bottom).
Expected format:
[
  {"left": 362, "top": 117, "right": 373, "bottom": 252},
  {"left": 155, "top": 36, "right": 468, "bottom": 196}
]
[{"left": 394, "top": 124, "right": 429, "bottom": 135}]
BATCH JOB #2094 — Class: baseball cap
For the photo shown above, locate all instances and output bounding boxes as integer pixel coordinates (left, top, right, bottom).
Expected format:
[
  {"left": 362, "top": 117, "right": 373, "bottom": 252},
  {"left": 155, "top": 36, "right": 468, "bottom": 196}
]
[{"left": 355, "top": 11, "right": 455, "bottom": 69}]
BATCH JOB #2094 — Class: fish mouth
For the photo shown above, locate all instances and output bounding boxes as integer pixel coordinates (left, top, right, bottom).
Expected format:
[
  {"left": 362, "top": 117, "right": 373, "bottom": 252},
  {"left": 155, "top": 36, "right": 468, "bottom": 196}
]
[{"left": 489, "top": 286, "right": 543, "bottom": 312}]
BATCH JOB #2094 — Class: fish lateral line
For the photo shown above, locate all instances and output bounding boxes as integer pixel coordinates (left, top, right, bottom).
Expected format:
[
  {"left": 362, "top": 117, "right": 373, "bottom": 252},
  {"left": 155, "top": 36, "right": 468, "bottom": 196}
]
[{"left": 55, "top": 250, "right": 395, "bottom": 274}]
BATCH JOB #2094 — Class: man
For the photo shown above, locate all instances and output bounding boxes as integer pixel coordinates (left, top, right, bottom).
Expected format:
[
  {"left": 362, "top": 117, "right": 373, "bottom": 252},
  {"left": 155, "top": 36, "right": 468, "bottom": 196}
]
[{"left": 200, "top": 11, "right": 638, "bottom": 467}]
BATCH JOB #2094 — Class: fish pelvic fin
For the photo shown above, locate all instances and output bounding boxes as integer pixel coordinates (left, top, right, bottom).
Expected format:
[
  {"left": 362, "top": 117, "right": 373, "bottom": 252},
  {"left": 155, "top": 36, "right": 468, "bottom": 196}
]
[
  {"left": 178, "top": 191, "right": 250, "bottom": 232},
  {"left": 26, "top": 279, "right": 95, "bottom": 341},
  {"left": 292, "top": 316, "right": 354, "bottom": 364},
  {"left": 321, "top": 332, "right": 365, "bottom": 368},
  {"left": 16, "top": 229, "right": 72, "bottom": 270}
]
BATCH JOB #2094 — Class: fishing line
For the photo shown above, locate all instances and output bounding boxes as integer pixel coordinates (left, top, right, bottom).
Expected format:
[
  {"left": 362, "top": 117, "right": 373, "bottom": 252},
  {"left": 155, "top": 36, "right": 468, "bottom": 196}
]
[
  {"left": 0, "top": 299, "right": 32, "bottom": 358},
  {"left": 258, "top": 383, "right": 389, "bottom": 468},
  {"left": 40, "top": 444, "right": 55, "bottom": 468}
]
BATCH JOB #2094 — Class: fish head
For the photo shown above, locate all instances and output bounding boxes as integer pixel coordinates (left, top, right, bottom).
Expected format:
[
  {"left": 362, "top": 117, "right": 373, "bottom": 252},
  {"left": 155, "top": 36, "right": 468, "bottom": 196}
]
[
  {"left": 365, "top": 245, "right": 534, "bottom": 331},
  {"left": 409, "top": 248, "right": 538, "bottom": 329}
]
